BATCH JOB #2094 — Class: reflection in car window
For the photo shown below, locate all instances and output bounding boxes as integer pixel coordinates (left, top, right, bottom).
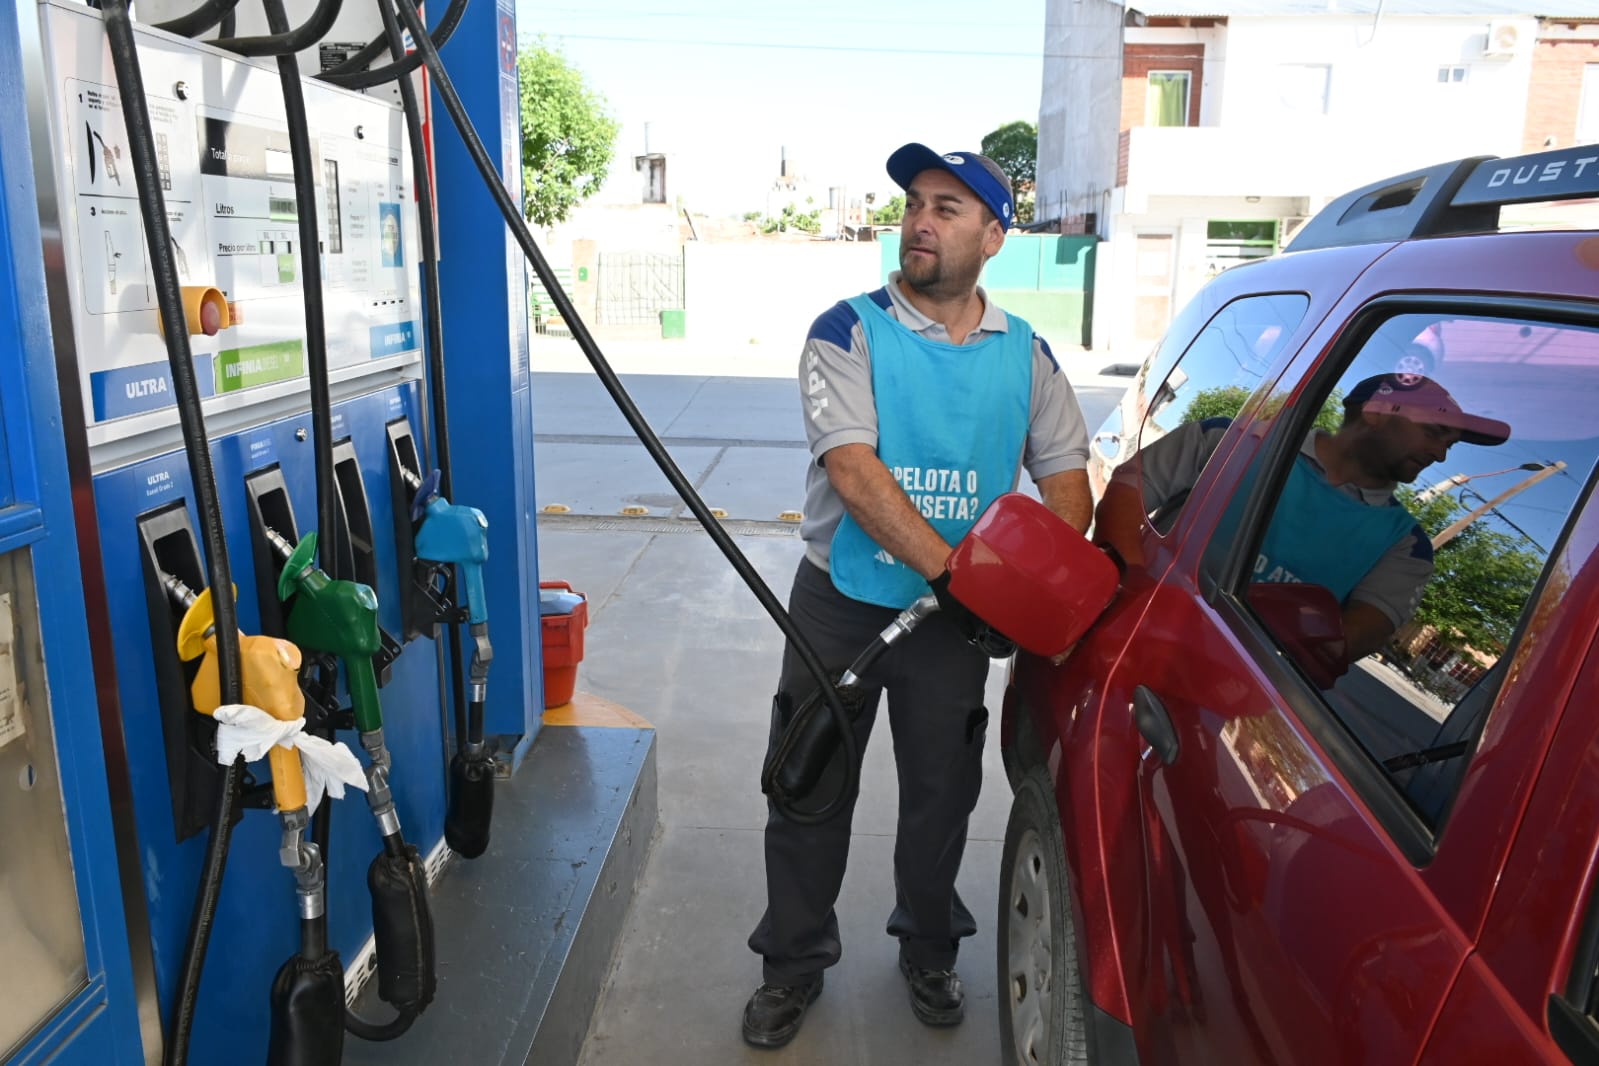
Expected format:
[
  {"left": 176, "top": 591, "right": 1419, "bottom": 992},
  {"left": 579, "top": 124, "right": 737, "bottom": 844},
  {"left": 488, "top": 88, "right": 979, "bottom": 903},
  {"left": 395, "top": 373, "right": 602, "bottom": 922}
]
[
  {"left": 1089, "top": 294, "right": 1309, "bottom": 544},
  {"left": 1243, "top": 312, "right": 1599, "bottom": 829}
]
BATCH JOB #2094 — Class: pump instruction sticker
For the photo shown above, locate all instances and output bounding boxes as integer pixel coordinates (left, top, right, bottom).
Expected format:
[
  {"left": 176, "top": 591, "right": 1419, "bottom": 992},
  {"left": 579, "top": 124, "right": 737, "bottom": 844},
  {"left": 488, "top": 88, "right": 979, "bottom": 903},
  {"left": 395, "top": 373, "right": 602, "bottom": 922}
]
[{"left": 67, "top": 78, "right": 201, "bottom": 318}]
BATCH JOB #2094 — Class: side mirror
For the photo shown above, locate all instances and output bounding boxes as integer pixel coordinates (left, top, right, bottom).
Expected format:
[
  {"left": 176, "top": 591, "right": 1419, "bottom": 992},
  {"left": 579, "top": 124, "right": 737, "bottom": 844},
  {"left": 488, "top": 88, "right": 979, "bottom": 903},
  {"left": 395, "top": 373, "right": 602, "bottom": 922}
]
[
  {"left": 1246, "top": 582, "right": 1348, "bottom": 689},
  {"left": 944, "top": 493, "right": 1121, "bottom": 657}
]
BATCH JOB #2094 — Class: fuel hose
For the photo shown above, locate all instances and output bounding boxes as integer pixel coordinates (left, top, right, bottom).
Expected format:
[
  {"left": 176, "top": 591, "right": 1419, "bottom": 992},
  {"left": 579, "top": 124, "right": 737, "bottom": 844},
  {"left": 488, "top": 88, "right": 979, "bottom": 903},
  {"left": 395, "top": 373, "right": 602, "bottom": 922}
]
[
  {"left": 99, "top": 4, "right": 247, "bottom": 1064},
  {"left": 213, "top": 0, "right": 343, "bottom": 57},
  {"left": 377, "top": 0, "right": 470, "bottom": 778},
  {"left": 150, "top": 0, "right": 242, "bottom": 39},
  {"left": 383, "top": 0, "right": 861, "bottom": 825},
  {"left": 318, "top": 0, "right": 468, "bottom": 91},
  {"left": 260, "top": 0, "right": 436, "bottom": 1038},
  {"left": 375, "top": 0, "right": 489, "bottom": 857}
]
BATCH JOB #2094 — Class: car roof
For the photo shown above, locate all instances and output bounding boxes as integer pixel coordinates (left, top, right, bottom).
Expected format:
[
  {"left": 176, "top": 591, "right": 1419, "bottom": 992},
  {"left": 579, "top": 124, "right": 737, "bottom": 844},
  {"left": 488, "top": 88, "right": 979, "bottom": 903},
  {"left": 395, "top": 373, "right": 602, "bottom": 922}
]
[{"left": 1285, "top": 145, "right": 1599, "bottom": 253}]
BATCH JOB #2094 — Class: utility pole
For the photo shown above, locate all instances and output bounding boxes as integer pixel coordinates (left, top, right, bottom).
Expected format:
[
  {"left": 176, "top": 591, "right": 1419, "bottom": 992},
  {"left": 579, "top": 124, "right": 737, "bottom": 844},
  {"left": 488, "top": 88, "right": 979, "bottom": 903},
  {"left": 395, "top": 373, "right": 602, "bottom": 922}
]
[
  {"left": 1431, "top": 460, "right": 1567, "bottom": 549},
  {"left": 1415, "top": 462, "right": 1548, "bottom": 504}
]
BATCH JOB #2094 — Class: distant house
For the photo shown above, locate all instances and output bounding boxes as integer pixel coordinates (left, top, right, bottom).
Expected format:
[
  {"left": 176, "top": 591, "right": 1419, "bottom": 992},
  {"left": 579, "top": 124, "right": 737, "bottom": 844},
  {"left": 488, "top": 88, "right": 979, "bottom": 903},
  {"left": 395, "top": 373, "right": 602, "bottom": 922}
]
[{"left": 1035, "top": 0, "right": 1599, "bottom": 355}]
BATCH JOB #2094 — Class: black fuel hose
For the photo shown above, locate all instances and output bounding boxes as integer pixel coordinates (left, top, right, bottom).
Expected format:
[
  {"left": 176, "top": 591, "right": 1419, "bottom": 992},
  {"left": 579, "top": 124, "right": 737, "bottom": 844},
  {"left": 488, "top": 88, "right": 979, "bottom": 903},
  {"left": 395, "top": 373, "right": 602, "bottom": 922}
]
[
  {"left": 259, "top": 0, "right": 339, "bottom": 611},
  {"left": 214, "top": 0, "right": 342, "bottom": 57},
  {"left": 378, "top": 0, "right": 472, "bottom": 765},
  {"left": 257, "top": 2, "right": 437, "bottom": 1036},
  {"left": 318, "top": 0, "right": 468, "bottom": 90},
  {"left": 99, "top": 5, "right": 247, "bottom": 1064},
  {"left": 255, "top": 0, "right": 344, "bottom": 976},
  {"left": 385, "top": 0, "right": 861, "bottom": 824},
  {"left": 150, "top": 0, "right": 242, "bottom": 39}
]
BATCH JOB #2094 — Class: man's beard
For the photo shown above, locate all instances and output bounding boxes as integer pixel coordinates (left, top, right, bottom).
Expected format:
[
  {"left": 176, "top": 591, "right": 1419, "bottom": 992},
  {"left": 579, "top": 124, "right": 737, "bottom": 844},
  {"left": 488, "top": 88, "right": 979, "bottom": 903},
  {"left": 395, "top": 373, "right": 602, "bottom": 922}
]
[
  {"left": 901, "top": 245, "right": 977, "bottom": 297},
  {"left": 900, "top": 245, "right": 941, "bottom": 290}
]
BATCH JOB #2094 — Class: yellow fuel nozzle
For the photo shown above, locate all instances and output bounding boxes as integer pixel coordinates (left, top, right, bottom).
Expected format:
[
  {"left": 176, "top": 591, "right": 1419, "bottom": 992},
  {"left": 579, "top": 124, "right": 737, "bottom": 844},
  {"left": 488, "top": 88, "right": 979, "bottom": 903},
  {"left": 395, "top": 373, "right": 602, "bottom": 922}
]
[{"left": 178, "top": 587, "right": 309, "bottom": 813}]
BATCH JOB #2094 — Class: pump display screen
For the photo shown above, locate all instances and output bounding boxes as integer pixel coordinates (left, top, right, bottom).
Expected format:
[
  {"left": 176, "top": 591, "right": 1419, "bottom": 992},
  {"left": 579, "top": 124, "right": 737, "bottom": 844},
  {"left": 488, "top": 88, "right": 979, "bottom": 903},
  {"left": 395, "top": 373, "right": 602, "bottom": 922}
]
[{"left": 39, "top": 3, "right": 423, "bottom": 465}]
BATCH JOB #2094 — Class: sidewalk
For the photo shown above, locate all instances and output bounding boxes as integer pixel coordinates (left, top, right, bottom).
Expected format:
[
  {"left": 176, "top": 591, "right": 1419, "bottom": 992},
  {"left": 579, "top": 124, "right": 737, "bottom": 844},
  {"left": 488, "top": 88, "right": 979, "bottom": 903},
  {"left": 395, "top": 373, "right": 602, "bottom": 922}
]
[{"left": 528, "top": 335, "right": 1129, "bottom": 1065}]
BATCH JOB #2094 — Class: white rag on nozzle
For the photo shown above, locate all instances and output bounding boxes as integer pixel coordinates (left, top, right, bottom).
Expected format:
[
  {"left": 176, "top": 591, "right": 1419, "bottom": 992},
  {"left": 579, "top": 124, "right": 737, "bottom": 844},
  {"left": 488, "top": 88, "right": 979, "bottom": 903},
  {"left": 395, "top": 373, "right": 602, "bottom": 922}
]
[{"left": 212, "top": 704, "right": 369, "bottom": 815}]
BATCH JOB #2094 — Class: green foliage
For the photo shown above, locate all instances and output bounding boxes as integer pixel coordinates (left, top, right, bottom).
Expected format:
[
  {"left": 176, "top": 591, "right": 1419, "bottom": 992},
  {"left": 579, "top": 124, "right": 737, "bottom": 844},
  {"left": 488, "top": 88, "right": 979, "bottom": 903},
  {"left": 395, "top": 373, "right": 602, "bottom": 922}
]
[
  {"left": 980, "top": 120, "right": 1037, "bottom": 188},
  {"left": 1014, "top": 190, "right": 1036, "bottom": 226},
  {"left": 757, "top": 202, "right": 822, "bottom": 235},
  {"left": 517, "top": 43, "right": 620, "bottom": 227},
  {"left": 1179, "top": 385, "right": 1253, "bottom": 426},
  {"left": 1178, "top": 385, "right": 1344, "bottom": 432},
  {"left": 872, "top": 194, "right": 905, "bottom": 226},
  {"left": 1397, "top": 488, "right": 1543, "bottom": 654}
]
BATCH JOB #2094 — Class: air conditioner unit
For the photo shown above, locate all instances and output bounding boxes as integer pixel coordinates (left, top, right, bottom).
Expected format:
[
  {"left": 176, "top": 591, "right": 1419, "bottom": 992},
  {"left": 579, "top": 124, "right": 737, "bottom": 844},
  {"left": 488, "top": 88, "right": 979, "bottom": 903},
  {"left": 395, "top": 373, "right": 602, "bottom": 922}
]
[{"left": 1481, "top": 19, "right": 1525, "bottom": 58}]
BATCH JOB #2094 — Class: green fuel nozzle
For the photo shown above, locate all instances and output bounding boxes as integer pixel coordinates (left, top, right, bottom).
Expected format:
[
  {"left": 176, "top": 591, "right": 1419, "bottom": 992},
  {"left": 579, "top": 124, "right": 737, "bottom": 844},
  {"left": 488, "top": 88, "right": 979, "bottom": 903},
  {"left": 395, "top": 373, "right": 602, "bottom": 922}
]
[{"left": 270, "top": 529, "right": 384, "bottom": 736}]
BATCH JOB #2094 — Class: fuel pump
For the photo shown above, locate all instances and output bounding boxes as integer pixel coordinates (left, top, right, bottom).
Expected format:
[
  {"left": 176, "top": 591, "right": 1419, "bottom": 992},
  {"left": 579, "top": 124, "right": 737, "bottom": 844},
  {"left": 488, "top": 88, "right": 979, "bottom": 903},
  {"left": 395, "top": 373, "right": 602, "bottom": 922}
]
[
  {"left": 29, "top": 0, "right": 445, "bottom": 1059},
  {"left": 400, "top": 468, "right": 494, "bottom": 858},
  {"left": 166, "top": 578, "right": 345, "bottom": 1066},
  {"left": 267, "top": 526, "right": 437, "bottom": 1037}
]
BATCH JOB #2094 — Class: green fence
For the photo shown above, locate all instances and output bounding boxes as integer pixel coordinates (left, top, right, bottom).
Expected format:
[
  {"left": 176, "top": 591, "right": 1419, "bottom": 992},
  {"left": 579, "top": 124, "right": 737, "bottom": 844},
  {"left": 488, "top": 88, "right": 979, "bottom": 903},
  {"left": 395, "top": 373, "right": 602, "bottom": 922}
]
[{"left": 878, "top": 233, "right": 1097, "bottom": 347}]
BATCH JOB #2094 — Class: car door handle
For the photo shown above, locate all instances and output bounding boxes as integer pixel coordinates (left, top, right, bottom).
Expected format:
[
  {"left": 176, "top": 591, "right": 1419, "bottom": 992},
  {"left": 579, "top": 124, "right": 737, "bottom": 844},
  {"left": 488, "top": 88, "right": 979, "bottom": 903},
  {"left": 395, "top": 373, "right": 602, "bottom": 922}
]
[{"left": 1134, "top": 685, "right": 1180, "bottom": 766}]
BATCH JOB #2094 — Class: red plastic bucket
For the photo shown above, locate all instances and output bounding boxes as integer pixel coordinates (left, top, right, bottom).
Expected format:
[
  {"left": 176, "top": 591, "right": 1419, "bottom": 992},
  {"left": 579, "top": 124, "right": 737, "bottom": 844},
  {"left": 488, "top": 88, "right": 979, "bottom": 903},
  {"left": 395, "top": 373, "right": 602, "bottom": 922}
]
[{"left": 539, "top": 581, "right": 588, "bottom": 708}]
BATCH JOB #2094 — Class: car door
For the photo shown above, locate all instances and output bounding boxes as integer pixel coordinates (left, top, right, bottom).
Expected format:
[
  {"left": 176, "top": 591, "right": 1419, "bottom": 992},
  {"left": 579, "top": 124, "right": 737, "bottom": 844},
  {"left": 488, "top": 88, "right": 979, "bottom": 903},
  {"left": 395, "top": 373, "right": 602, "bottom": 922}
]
[
  {"left": 1418, "top": 489, "right": 1599, "bottom": 1064},
  {"left": 1097, "top": 375, "right": 1468, "bottom": 1064},
  {"left": 1095, "top": 254, "right": 1599, "bottom": 1064}
]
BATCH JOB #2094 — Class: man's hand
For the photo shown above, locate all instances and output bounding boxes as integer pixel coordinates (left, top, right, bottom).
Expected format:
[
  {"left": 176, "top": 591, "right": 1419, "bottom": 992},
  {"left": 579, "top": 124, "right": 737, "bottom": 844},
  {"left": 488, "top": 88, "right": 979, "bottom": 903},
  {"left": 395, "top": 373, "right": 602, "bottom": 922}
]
[{"left": 1342, "top": 601, "right": 1397, "bottom": 664}]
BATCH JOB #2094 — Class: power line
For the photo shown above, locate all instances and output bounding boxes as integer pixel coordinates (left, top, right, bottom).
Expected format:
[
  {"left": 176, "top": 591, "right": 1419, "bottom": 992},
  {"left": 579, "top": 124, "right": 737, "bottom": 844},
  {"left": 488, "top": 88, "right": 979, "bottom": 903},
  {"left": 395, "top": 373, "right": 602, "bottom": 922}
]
[
  {"left": 528, "top": 32, "right": 1148, "bottom": 61},
  {"left": 526, "top": 6, "right": 1048, "bottom": 29}
]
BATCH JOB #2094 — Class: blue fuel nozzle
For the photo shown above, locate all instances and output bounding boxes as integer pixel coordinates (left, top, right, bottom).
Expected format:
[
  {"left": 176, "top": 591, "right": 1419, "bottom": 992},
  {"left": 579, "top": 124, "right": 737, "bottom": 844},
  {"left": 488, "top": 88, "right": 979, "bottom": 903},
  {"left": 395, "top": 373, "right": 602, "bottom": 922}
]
[{"left": 411, "top": 471, "right": 490, "bottom": 626}]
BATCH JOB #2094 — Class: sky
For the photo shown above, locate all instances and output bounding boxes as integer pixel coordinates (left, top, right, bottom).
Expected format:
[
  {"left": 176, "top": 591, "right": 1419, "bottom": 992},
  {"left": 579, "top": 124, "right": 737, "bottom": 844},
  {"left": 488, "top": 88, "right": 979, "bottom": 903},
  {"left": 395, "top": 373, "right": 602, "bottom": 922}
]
[{"left": 511, "top": 0, "right": 1048, "bottom": 217}]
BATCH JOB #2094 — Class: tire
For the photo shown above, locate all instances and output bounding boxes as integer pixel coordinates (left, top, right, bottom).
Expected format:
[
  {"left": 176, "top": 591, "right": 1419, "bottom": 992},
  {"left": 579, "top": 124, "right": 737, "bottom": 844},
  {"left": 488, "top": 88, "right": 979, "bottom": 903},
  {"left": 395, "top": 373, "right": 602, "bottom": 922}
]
[
  {"left": 998, "top": 769, "right": 1090, "bottom": 1066},
  {"left": 1391, "top": 342, "right": 1434, "bottom": 387}
]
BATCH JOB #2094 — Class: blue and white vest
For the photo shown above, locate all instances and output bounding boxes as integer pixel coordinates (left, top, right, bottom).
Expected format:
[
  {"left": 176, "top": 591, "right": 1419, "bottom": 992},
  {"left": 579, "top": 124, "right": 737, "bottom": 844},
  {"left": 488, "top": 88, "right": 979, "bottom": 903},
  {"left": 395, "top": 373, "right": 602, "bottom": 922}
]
[
  {"left": 829, "top": 293, "right": 1033, "bottom": 608},
  {"left": 1254, "top": 455, "right": 1419, "bottom": 603}
]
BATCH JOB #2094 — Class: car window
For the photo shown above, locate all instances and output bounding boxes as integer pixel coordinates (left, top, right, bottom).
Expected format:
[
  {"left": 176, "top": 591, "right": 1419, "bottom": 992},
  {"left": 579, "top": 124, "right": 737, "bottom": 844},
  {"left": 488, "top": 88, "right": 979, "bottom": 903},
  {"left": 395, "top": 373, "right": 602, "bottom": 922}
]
[
  {"left": 1234, "top": 310, "right": 1599, "bottom": 832},
  {"left": 1089, "top": 293, "right": 1309, "bottom": 532}
]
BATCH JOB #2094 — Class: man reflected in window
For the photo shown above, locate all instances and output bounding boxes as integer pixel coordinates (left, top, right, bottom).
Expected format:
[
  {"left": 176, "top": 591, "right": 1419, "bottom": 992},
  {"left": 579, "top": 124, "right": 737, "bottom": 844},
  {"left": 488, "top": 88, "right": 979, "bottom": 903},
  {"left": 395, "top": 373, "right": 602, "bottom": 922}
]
[{"left": 1096, "top": 374, "right": 1510, "bottom": 683}]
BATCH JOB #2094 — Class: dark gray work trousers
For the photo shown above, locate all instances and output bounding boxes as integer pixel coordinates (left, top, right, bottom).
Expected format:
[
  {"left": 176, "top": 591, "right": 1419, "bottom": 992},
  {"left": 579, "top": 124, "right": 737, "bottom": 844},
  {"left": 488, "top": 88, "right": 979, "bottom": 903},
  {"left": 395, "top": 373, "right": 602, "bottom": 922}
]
[{"left": 748, "top": 559, "right": 991, "bottom": 985}]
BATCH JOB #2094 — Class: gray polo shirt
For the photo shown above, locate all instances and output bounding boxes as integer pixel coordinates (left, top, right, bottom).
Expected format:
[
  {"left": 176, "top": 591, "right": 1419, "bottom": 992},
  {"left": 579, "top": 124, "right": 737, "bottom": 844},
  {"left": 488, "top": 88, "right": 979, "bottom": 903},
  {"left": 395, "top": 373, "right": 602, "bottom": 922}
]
[
  {"left": 1127, "top": 419, "right": 1432, "bottom": 627},
  {"left": 797, "top": 272, "right": 1091, "bottom": 571}
]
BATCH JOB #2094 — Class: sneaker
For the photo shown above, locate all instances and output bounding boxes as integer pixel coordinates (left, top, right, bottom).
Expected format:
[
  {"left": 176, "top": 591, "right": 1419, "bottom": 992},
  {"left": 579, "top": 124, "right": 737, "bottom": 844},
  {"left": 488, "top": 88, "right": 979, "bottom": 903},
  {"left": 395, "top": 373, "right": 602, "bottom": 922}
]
[
  {"left": 898, "top": 954, "right": 964, "bottom": 1026},
  {"left": 741, "top": 974, "right": 824, "bottom": 1049}
]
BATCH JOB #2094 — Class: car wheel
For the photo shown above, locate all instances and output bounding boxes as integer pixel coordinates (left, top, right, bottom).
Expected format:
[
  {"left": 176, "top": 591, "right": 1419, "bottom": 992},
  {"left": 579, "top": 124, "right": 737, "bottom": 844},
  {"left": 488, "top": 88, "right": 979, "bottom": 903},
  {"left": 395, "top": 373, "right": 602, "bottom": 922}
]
[
  {"left": 999, "top": 769, "right": 1090, "bottom": 1066},
  {"left": 1392, "top": 343, "right": 1434, "bottom": 387}
]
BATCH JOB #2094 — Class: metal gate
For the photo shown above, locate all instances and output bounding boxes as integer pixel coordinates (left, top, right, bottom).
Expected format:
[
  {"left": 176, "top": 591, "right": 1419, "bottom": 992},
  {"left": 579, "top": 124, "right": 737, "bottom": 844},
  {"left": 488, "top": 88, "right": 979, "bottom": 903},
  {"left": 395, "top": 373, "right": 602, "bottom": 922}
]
[{"left": 597, "top": 252, "right": 683, "bottom": 325}]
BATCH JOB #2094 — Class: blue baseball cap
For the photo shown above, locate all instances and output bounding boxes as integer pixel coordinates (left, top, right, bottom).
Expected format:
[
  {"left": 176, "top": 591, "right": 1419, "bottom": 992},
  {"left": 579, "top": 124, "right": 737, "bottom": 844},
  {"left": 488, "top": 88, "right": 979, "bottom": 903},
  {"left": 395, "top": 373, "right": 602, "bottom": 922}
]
[{"left": 886, "top": 143, "right": 1015, "bottom": 230}]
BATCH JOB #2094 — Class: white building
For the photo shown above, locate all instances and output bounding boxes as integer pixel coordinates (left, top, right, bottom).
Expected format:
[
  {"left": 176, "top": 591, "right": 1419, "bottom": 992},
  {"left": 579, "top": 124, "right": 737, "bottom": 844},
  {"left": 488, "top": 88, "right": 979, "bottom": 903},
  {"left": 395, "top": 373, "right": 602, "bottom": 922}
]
[{"left": 1036, "top": 0, "right": 1599, "bottom": 354}]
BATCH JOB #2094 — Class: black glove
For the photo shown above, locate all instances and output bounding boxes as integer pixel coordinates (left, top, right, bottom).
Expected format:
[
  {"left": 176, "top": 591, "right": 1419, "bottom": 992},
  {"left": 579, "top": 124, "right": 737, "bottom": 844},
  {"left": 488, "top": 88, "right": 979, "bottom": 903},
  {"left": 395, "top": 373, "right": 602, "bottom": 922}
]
[{"left": 929, "top": 572, "right": 1017, "bottom": 658}]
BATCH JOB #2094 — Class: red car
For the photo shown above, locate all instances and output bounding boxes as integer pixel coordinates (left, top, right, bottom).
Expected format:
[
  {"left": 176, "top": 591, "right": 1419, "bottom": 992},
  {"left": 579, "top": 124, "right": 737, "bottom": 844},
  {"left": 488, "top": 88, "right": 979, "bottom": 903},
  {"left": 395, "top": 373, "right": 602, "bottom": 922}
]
[{"left": 997, "top": 145, "right": 1599, "bottom": 1065}]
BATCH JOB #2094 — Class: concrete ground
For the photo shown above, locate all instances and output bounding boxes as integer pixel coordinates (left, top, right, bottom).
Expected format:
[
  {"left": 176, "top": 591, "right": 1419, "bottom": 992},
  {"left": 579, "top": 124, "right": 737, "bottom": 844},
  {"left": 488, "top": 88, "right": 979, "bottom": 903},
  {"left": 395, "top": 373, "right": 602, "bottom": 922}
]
[{"left": 528, "top": 331, "right": 1129, "bottom": 1066}]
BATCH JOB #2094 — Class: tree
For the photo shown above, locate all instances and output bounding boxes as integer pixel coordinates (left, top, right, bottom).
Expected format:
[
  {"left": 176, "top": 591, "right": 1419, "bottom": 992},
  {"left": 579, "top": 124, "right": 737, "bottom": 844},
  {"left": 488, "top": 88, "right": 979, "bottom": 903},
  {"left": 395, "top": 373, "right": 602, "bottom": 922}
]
[
  {"left": 517, "top": 43, "right": 620, "bottom": 227},
  {"left": 980, "top": 120, "right": 1037, "bottom": 190},
  {"left": 1176, "top": 385, "right": 1343, "bottom": 432},
  {"left": 872, "top": 194, "right": 905, "bottom": 226},
  {"left": 1396, "top": 488, "right": 1542, "bottom": 654},
  {"left": 753, "top": 201, "right": 823, "bottom": 235}
]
